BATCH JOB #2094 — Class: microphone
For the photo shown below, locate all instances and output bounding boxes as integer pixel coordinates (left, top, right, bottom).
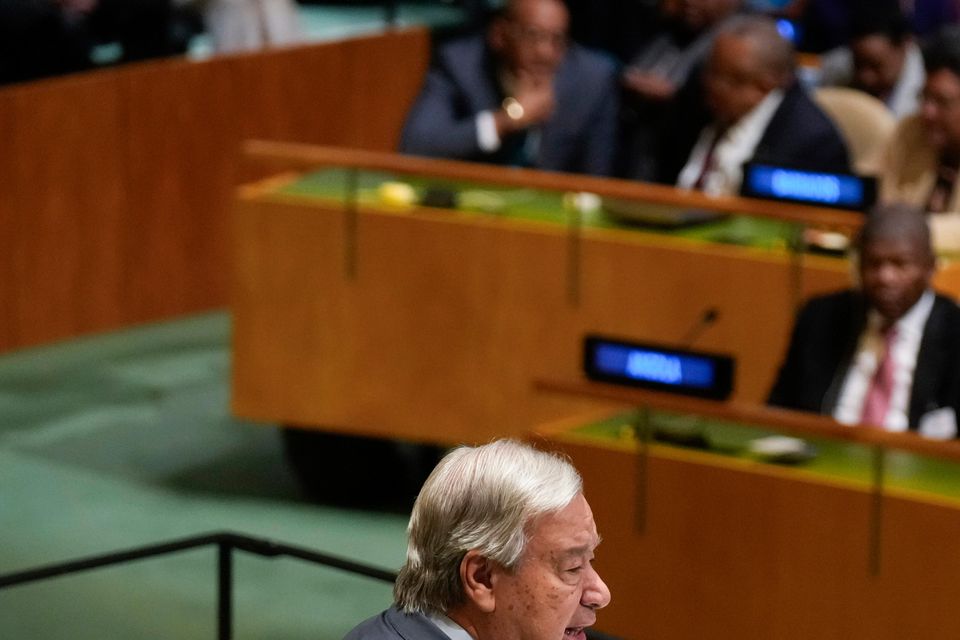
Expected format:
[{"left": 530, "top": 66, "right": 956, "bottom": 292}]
[{"left": 680, "top": 307, "right": 719, "bottom": 348}]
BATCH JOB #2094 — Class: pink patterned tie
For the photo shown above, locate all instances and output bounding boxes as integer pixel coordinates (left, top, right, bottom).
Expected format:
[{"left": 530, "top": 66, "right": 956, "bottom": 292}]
[
  {"left": 860, "top": 326, "right": 898, "bottom": 428},
  {"left": 693, "top": 127, "right": 726, "bottom": 190}
]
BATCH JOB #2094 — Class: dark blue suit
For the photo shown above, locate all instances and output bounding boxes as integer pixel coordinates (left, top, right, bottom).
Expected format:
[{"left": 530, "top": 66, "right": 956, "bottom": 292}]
[
  {"left": 400, "top": 35, "right": 620, "bottom": 176},
  {"left": 658, "top": 80, "right": 851, "bottom": 185},
  {"left": 767, "top": 290, "right": 960, "bottom": 432},
  {"left": 344, "top": 606, "right": 449, "bottom": 640}
]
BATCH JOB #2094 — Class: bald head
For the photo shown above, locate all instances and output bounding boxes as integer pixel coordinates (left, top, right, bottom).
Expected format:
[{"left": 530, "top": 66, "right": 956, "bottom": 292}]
[
  {"left": 858, "top": 202, "right": 933, "bottom": 256},
  {"left": 489, "top": 0, "right": 569, "bottom": 77},
  {"left": 718, "top": 15, "right": 795, "bottom": 82},
  {"left": 502, "top": 0, "right": 567, "bottom": 22},
  {"left": 858, "top": 203, "right": 935, "bottom": 322},
  {"left": 703, "top": 15, "right": 795, "bottom": 125}
]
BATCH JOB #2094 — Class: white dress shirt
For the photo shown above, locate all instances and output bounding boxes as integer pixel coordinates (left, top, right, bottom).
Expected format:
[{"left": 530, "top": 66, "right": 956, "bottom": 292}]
[
  {"left": 677, "top": 89, "right": 785, "bottom": 196},
  {"left": 477, "top": 110, "right": 501, "bottom": 152},
  {"left": 833, "top": 289, "right": 935, "bottom": 431},
  {"left": 476, "top": 70, "right": 542, "bottom": 161},
  {"left": 429, "top": 613, "right": 474, "bottom": 640}
]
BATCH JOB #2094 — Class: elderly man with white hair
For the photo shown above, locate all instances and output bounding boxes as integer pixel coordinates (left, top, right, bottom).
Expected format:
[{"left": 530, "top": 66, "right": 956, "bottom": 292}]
[
  {"left": 661, "top": 14, "right": 851, "bottom": 195},
  {"left": 344, "top": 439, "right": 611, "bottom": 640}
]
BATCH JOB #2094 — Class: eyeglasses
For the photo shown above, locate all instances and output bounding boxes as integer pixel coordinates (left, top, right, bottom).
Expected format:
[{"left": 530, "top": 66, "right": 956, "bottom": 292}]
[{"left": 507, "top": 23, "right": 568, "bottom": 50}]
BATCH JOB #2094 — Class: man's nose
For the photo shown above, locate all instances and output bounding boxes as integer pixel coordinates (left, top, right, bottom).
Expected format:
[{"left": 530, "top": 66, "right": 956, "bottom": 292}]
[
  {"left": 581, "top": 564, "right": 612, "bottom": 610},
  {"left": 920, "top": 97, "right": 942, "bottom": 123},
  {"left": 874, "top": 262, "right": 899, "bottom": 284}
]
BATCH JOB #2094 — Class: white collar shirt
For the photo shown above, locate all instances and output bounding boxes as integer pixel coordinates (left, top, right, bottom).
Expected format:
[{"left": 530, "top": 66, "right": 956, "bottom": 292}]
[
  {"left": 428, "top": 613, "right": 474, "bottom": 640},
  {"left": 886, "top": 41, "right": 925, "bottom": 119},
  {"left": 677, "top": 88, "right": 785, "bottom": 196},
  {"left": 833, "top": 289, "right": 935, "bottom": 431}
]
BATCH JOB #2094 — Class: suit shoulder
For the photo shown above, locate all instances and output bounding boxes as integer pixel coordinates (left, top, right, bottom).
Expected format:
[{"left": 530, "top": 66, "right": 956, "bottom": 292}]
[
  {"left": 343, "top": 609, "right": 401, "bottom": 640},
  {"left": 565, "top": 44, "right": 619, "bottom": 79},
  {"left": 343, "top": 607, "right": 446, "bottom": 640},
  {"left": 798, "top": 290, "right": 859, "bottom": 318},
  {"left": 934, "top": 292, "right": 960, "bottom": 310},
  {"left": 775, "top": 83, "right": 847, "bottom": 144},
  {"left": 781, "top": 84, "right": 829, "bottom": 120},
  {"left": 433, "top": 35, "right": 487, "bottom": 74},
  {"left": 932, "top": 293, "right": 960, "bottom": 325}
]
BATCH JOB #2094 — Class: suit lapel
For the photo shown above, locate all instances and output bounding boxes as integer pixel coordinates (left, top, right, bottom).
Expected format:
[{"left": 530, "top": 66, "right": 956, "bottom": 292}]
[
  {"left": 536, "top": 54, "right": 576, "bottom": 170},
  {"left": 822, "top": 293, "right": 868, "bottom": 414},
  {"left": 385, "top": 607, "right": 451, "bottom": 640},
  {"left": 909, "top": 296, "right": 947, "bottom": 427}
]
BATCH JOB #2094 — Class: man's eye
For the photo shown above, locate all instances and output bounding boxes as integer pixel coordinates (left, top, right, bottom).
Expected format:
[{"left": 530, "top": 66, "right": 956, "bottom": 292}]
[{"left": 565, "top": 566, "right": 583, "bottom": 574}]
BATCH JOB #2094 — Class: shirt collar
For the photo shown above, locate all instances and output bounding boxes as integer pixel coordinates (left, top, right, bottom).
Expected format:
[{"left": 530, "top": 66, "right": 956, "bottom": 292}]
[
  {"left": 868, "top": 289, "right": 935, "bottom": 337},
  {"left": 428, "top": 613, "right": 474, "bottom": 640},
  {"left": 721, "top": 88, "right": 785, "bottom": 143}
]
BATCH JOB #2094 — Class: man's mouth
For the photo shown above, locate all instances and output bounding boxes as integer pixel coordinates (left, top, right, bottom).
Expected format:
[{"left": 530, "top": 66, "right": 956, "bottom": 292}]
[{"left": 564, "top": 626, "right": 587, "bottom": 640}]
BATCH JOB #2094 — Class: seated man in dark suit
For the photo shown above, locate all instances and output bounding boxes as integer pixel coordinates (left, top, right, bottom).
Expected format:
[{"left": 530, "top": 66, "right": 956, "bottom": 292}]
[
  {"left": 618, "top": 0, "right": 742, "bottom": 179},
  {"left": 399, "top": 0, "right": 620, "bottom": 176},
  {"left": 344, "top": 439, "right": 611, "bottom": 640},
  {"left": 768, "top": 204, "right": 960, "bottom": 438},
  {"left": 659, "top": 14, "right": 851, "bottom": 195}
]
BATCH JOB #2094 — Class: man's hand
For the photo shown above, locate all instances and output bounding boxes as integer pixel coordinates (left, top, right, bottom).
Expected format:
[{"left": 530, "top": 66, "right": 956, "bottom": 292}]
[
  {"left": 622, "top": 68, "right": 676, "bottom": 102},
  {"left": 496, "top": 73, "right": 555, "bottom": 136}
]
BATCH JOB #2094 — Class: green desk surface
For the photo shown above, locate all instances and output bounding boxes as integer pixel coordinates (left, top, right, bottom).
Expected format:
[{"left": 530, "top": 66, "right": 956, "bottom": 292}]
[
  {"left": 561, "top": 410, "right": 960, "bottom": 503},
  {"left": 278, "top": 168, "right": 811, "bottom": 251}
]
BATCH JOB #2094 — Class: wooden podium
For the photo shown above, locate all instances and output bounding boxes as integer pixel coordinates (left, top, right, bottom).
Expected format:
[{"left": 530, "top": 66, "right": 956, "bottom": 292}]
[
  {"left": 231, "top": 143, "right": 960, "bottom": 638},
  {"left": 534, "top": 381, "right": 960, "bottom": 640}
]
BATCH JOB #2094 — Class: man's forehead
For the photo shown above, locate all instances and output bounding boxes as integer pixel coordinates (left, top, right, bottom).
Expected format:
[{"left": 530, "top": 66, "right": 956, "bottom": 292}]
[
  {"left": 554, "top": 540, "right": 600, "bottom": 559},
  {"left": 863, "top": 236, "right": 930, "bottom": 260},
  {"left": 508, "top": 0, "right": 568, "bottom": 25},
  {"left": 527, "top": 495, "right": 600, "bottom": 549},
  {"left": 710, "top": 36, "right": 759, "bottom": 69}
]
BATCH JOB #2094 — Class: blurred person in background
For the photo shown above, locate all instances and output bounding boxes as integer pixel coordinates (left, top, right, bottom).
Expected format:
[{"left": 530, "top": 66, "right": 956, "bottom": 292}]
[
  {"left": 818, "top": 3, "right": 925, "bottom": 118},
  {"left": 657, "top": 14, "right": 849, "bottom": 195},
  {"left": 880, "top": 26, "right": 960, "bottom": 251},
  {"left": 400, "top": 0, "right": 620, "bottom": 176},
  {"left": 618, "top": 0, "right": 743, "bottom": 178}
]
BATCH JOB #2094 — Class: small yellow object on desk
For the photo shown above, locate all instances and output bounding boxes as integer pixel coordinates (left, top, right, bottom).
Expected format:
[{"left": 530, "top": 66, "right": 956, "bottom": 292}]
[{"left": 377, "top": 181, "right": 418, "bottom": 208}]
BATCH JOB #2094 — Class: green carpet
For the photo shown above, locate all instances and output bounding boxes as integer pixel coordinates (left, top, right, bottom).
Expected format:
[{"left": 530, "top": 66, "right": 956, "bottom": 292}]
[{"left": 0, "top": 312, "right": 406, "bottom": 639}]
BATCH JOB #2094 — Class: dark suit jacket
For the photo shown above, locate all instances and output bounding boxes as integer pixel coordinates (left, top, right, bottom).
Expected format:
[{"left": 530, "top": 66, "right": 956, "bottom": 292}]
[
  {"left": 767, "top": 290, "right": 960, "bottom": 431},
  {"left": 400, "top": 35, "right": 620, "bottom": 176},
  {"left": 658, "top": 79, "right": 851, "bottom": 185},
  {"left": 343, "top": 606, "right": 449, "bottom": 640}
]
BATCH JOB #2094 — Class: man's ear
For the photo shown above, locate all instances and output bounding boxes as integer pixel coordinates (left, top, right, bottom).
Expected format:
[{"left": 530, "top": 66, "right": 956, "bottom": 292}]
[{"left": 460, "top": 550, "right": 497, "bottom": 613}]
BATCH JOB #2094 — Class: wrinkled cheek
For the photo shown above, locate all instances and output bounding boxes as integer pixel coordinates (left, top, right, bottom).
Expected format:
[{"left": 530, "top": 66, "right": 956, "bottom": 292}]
[{"left": 542, "top": 583, "right": 579, "bottom": 616}]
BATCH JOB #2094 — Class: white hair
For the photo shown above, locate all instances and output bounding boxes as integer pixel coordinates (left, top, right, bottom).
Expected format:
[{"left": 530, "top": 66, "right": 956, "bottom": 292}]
[
  {"left": 393, "top": 439, "right": 583, "bottom": 615},
  {"left": 719, "top": 14, "right": 796, "bottom": 81}
]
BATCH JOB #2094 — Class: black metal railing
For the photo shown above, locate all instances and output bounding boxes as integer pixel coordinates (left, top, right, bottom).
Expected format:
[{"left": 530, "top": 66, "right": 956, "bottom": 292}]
[{"left": 0, "top": 530, "right": 397, "bottom": 640}]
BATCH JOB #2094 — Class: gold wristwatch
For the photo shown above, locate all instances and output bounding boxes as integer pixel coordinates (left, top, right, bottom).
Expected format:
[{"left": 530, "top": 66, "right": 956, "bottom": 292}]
[{"left": 502, "top": 97, "right": 525, "bottom": 122}]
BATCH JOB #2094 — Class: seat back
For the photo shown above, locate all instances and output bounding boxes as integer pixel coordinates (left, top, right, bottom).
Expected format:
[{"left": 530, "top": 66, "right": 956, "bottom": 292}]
[{"left": 813, "top": 86, "right": 896, "bottom": 176}]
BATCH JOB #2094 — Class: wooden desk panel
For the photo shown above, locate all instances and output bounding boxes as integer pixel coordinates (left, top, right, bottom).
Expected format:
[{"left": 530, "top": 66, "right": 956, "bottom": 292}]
[
  {"left": 0, "top": 29, "right": 430, "bottom": 353},
  {"left": 576, "top": 229, "right": 847, "bottom": 400},
  {"left": 542, "top": 425, "right": 960, "bottom": 640},
  {"left": 232, "top": 195, "right": 612, "bottom": 443},
  {"left": 232, "top": 185, "right": 854, "bottom": 443},
  {"left": 0, "top": 73, "right": 127, "bottom": 348}
]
